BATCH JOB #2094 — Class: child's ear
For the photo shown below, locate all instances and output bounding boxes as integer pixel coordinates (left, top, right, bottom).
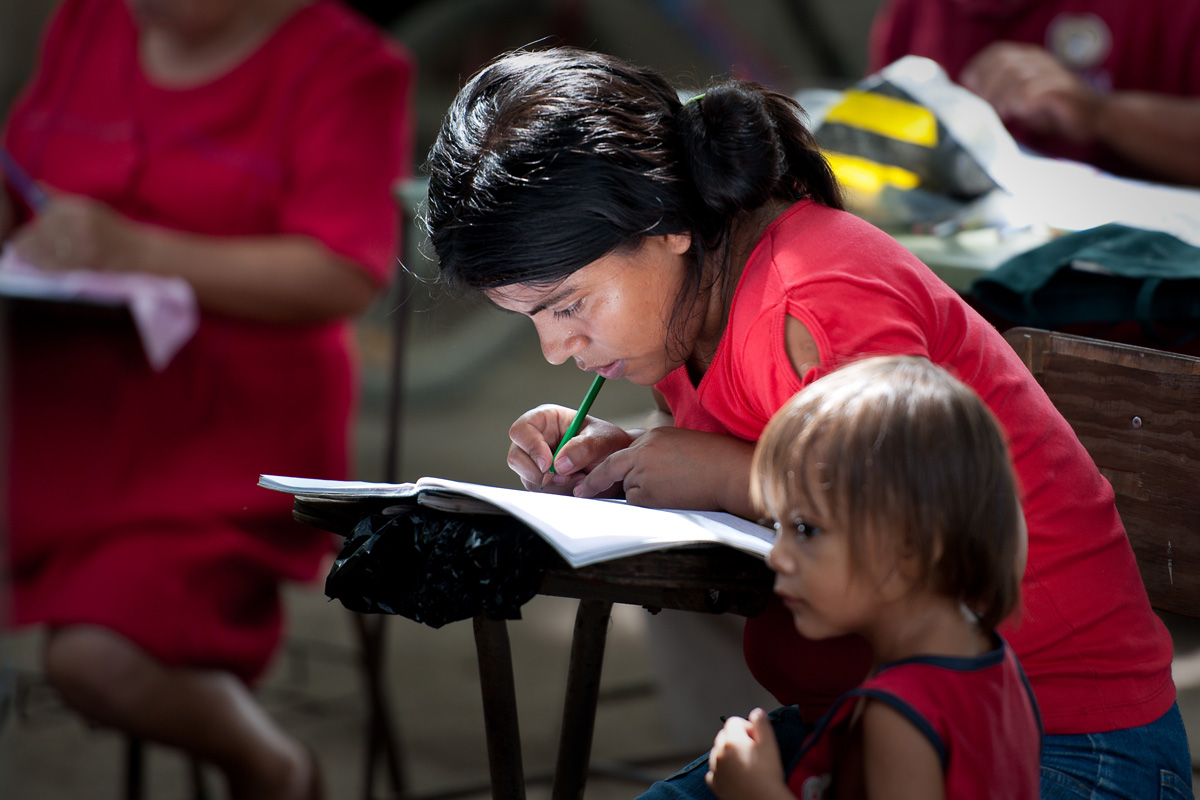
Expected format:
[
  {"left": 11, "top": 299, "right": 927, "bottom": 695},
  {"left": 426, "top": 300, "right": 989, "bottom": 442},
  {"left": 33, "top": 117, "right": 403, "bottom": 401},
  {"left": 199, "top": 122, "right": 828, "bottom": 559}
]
[
  {"left": 927, "top": 535, "right": 944, "bottom": 564},
  {"left": 895, "top": 531, "right": 935, "bottom": 582}
]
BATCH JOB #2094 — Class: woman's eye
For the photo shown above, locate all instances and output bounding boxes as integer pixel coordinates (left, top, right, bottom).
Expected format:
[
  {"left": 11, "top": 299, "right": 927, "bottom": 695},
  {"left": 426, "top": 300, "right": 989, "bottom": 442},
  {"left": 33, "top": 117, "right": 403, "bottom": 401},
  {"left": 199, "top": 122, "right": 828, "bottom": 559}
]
[{"left": 552, "top": 299, "right": 583, "bottom": 319}]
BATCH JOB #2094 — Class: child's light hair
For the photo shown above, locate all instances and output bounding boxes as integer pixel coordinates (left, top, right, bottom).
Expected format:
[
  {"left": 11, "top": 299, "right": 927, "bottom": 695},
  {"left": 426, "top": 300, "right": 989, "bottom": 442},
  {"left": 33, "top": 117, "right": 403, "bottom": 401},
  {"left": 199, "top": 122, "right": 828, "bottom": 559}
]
[{"left": 751, "top": 355, "right": 1023, "bottom": 631}]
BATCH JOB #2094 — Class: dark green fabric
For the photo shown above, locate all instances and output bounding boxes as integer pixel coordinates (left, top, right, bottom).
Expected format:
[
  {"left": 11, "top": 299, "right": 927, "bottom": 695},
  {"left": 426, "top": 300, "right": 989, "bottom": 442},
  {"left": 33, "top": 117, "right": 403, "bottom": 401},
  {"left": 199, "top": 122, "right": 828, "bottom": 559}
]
[{"left": 970, "top": 224, "right": 1200, "bottom": 344}]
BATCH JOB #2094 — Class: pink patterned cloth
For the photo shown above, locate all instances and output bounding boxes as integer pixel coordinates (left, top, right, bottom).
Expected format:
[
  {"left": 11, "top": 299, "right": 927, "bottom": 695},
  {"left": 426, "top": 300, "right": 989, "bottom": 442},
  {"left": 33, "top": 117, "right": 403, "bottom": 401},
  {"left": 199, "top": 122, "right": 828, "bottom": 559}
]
[{"left": 0, "top": 245, "right": 198, "bottom": 370}]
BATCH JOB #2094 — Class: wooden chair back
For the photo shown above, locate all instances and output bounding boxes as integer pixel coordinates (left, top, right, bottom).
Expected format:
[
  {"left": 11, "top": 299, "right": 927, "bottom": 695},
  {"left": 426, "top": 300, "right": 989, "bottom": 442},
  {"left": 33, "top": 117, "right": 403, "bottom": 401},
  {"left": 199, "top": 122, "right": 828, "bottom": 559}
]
[{"left": 1003, "top": 327, "right": 1200, "bottom": 618}]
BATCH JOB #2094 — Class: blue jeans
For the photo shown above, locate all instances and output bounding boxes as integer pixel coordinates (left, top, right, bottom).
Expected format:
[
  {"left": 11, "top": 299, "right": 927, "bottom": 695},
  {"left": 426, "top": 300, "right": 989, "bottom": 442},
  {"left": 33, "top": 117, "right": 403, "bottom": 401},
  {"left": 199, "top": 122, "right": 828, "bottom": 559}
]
[
  {"left": 1040, "top": 703, "right": 1193, "bottom": 800},
  {"left": 636, "top": 703, "right": 1194, "bottom": 800}
]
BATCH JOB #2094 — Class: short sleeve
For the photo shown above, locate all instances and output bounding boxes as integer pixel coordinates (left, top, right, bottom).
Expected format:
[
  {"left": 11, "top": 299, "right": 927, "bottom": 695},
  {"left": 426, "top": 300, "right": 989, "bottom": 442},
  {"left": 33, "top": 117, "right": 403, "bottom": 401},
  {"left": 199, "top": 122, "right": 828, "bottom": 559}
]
[
  {"left": 791, "top": 271, "right": 933, "bottom": 381},
  {"left": 281, "top": 32, "right": 415, "bottom": 285}
]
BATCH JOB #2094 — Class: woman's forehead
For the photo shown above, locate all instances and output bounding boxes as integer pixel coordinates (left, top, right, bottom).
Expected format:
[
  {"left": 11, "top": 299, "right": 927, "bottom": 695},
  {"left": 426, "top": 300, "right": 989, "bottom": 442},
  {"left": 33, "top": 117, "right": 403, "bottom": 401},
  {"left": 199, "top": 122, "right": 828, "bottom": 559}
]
[
  {"left": 484, "top": 278, "right": 571, "bottom": 314},
  {"left": 481, "top": 243, "right": 665, "bottom": 313}
]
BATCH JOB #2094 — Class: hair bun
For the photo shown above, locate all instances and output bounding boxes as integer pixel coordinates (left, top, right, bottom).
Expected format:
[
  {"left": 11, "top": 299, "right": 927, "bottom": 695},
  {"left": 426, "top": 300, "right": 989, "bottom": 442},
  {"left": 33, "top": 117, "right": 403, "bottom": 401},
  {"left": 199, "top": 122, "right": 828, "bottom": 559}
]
[{"left": 678, "top": 82, "right": 787, "bottom": 216}]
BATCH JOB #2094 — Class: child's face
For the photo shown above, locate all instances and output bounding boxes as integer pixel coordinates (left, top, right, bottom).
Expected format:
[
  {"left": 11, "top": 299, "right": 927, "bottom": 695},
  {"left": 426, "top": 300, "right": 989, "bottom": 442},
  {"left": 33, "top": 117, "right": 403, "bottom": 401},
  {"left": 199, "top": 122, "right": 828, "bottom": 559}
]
[{"left": 767, "top": 505, "right": 909, "bottom": 642}]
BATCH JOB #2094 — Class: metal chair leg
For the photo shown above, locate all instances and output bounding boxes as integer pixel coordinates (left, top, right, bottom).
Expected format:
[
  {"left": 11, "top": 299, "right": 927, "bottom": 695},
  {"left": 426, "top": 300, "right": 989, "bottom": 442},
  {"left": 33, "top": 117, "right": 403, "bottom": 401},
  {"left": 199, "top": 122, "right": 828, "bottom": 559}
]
[
  {"left": 124, "top": 737, "right": 207, "bottom": 800},
  {"left": 189, "top": 758, "right": 209, "bottom": 800},
  {"left": 354, "top": 612, "right": 408, "bottom": 800},
  {"left": 124, "top": 738, "right": 144, "bottom": 800}
]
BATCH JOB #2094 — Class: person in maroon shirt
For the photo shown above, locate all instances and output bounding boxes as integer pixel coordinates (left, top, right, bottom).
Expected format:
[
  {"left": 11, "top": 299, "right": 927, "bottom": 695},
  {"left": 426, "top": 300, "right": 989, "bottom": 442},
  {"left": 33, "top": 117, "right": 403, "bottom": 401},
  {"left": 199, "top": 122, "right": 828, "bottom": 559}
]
[
  {"left": 868, "top": 0, "right": 1200, "bottom": 186},
  {"left": 1, "top": 0, "right": 412, "bottom": 796}
]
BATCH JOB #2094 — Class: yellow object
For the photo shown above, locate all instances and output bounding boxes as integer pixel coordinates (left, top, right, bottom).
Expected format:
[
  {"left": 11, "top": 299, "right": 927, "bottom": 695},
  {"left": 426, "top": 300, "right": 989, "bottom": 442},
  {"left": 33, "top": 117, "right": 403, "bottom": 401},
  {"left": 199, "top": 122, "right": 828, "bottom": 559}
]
[
  {"left": 823, "top": 151, "right": 921, "bottom": 196},
  {"left": 824, "top": 89, "right": 939, "bottom": 148}
]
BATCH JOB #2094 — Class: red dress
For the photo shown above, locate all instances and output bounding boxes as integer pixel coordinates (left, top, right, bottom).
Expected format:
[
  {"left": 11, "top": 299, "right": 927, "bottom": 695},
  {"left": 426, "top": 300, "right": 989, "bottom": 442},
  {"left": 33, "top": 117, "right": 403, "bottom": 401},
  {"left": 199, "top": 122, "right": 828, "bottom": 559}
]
[
  {"left": 867, "top": 0, "right": 1200, "bottom": 181},
  {"left": 656, "top": 201, "right": 1175, "bottom": 735},
  {"left": 2, "top": 0, "right": 413, "bottom": 682},
  {"left": 785, "top": 640, "right": 1041, "bottom": 799}
]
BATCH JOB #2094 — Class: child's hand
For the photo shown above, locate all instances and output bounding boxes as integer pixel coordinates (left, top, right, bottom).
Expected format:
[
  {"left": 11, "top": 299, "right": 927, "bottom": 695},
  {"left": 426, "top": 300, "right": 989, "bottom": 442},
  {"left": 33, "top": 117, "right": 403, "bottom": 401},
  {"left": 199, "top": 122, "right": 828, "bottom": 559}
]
[{"left": 705, "top": 708, "right": 789, "bottom": 800}]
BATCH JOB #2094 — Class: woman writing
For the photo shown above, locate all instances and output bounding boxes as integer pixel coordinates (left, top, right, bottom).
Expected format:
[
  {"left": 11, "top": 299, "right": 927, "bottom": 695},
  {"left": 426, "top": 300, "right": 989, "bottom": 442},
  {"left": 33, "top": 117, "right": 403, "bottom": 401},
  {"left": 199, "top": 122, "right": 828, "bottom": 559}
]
[{"left": 423, "top": 47, "right": 1188, "bottom": 797}]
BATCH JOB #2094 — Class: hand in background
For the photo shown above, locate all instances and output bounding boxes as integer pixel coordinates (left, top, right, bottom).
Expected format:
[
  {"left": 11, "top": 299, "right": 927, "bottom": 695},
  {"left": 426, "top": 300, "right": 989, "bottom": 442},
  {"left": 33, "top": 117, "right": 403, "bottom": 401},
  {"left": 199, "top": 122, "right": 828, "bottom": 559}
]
[
  {"left": 11, "top": 194, "right": 140, "bottom": 272},
  {"left": 961, "top": 41, "right": 1102, "bottom": 143}
]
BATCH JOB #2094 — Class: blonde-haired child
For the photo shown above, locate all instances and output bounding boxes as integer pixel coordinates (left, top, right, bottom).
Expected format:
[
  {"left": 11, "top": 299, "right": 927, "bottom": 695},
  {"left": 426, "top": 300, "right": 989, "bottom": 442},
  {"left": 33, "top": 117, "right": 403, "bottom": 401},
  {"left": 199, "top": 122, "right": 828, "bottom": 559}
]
[{"left": 706, "top": 355, "right": 1040, "bottom": 800}]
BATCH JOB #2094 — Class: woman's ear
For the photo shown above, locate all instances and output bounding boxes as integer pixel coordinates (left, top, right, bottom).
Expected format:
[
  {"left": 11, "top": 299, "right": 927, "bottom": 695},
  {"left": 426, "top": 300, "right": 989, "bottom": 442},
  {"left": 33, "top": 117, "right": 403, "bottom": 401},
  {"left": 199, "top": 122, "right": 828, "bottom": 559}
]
[{"left": 665, "top": 232, "right": 692, "bottom": 254}]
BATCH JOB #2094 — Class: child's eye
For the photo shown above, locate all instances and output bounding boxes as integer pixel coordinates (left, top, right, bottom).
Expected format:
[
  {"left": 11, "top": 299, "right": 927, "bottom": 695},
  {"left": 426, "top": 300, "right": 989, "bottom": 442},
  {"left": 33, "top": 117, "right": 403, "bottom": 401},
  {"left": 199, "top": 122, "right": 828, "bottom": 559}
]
[
  {"left": 553, "top": 299, "right": 583, "bottom": 319},
  {"left": 772, "top": 519, "right": 822, "bottom": 540}
]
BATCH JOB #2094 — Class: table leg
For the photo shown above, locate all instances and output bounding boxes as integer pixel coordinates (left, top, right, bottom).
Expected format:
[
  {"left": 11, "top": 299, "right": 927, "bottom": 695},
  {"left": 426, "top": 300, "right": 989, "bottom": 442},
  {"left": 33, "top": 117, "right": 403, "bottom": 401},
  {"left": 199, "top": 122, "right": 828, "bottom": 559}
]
[
  {"left": 552, "top": 598, "right": 614, "bottom": 800},
  {"left": 473, "top": 615, "right": 526, "bottom": 800}
]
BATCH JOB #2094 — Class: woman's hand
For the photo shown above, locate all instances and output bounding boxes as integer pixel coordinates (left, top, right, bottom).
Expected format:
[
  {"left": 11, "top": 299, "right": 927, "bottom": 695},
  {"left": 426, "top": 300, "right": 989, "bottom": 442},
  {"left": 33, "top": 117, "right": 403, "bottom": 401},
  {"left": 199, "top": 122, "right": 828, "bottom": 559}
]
[
  {"left": 960, "top": 42, "right": 1101, "bottom": 143},
  {"left": 507, "top": 404, "right": 635, "bottom": 493},
  {"left": 8, "top": 191, "right": 377, "bottom": 323},
  {"left": 706, "top": 709, "right": 791, "bottom": 800},
  {"left": 574, "top": 426, "right": 755, "bottom": 515},
  {"left": 11, "top": 194, "right": 140, "bottom": 272}
]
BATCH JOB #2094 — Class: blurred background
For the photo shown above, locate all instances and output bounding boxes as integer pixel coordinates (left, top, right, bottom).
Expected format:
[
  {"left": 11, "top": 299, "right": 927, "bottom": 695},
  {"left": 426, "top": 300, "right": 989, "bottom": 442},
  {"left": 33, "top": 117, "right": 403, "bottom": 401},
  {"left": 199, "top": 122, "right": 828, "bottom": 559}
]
[
  {"left": 0, "top": 1, "right": 883, "bottom": 798},
  {"left": 4, "top": 2, "right": 1199, "bottom": 799}
]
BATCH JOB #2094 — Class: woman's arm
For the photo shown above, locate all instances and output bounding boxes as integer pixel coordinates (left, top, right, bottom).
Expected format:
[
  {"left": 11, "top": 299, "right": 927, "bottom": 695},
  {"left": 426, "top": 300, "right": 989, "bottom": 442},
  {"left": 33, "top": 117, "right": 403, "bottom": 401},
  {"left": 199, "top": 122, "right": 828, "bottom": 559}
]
[
  {"left": 1086, "top": 92, "right": 1200, "bottom": 186},
  {"left": 572, "top": 316, "right": 821, "bottom": 515},
  {"left": 579, "top": 427, "right": 758, "bottom": 514},
  {"left": 961, "top": 42, "right": 1200, "bottom": 186},
  {"left": 9, "top": 194, "right": 378, "bottom": 323}
]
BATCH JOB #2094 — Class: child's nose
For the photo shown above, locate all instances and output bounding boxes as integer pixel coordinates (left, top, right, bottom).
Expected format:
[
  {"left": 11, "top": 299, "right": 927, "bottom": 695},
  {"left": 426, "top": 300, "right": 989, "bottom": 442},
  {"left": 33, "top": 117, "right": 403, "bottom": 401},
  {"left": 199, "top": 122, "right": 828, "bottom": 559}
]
[{"left": 768, "top": 542, "right": 795, "bottom": 574}]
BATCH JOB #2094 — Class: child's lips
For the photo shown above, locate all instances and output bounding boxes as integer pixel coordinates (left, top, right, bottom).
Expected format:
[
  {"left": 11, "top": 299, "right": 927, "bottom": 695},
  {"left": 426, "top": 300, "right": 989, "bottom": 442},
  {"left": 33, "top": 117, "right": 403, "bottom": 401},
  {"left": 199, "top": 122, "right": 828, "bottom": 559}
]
[{"left": 777, "top": 592, "right": 805, "bottom": 612}]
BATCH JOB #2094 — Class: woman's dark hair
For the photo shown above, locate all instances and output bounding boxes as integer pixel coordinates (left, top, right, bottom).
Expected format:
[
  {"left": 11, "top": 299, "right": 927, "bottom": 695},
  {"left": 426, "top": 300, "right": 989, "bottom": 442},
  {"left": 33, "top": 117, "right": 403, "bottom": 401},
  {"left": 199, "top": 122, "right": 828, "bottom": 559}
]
[
  {"left": 423, "top": 46, "right": 842, "bottom": 309},
  {"left": 751, "top": 356, "right": 1025, "bottom": 632}
]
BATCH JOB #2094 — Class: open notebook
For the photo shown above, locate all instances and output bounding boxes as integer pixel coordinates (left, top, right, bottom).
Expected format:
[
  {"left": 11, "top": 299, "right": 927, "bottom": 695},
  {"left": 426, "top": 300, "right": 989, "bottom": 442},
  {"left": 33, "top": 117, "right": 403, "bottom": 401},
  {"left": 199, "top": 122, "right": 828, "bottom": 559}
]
[{"left": 259, "top": 474, "right": 775, "bottom": 569}]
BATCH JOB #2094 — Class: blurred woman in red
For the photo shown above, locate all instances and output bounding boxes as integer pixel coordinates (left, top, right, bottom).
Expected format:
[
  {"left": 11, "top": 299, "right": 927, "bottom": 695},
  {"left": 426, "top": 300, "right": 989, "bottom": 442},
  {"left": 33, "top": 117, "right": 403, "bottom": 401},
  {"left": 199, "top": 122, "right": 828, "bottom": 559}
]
[{"left": 1, "top": 0, "right": 413, "bottom": 796}]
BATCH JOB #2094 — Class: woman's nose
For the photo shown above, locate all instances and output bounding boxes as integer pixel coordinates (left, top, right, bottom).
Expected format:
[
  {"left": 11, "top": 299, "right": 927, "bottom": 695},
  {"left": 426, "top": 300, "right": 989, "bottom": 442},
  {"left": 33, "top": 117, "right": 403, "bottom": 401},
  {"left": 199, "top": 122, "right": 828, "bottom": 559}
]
[{"left": 538, "top": 324, "right": 587, "bottom": 366}]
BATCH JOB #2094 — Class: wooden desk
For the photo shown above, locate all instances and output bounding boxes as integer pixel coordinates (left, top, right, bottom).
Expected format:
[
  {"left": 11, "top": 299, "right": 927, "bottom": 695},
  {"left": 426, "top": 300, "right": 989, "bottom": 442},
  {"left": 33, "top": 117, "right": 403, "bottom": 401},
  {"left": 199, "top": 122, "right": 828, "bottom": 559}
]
[{"left": 293, "top": 496, "right": 775, "bottom": 800}]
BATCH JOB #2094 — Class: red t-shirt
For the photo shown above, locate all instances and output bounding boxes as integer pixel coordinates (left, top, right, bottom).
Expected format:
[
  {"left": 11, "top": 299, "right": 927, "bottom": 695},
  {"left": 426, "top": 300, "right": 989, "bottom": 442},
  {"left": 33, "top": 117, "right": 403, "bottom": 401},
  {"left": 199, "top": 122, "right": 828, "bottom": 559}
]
[
  {"left": 786, "top": 640, "right": 1041, "bottom": 800},
  {"left": 867, "top": 0, "right": 1200, "bottom": 180},
  {"left": 656, "top": 201, "right": 1175, "bottom": 734},
  {"left": 2, "top": 0, "right": 413, "bottom": 681}
]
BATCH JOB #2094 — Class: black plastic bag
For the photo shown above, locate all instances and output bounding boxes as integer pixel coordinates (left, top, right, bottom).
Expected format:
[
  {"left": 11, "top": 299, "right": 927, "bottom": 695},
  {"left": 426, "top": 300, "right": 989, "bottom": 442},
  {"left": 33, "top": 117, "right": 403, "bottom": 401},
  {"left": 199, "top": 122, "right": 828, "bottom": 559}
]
[{"left": 324, "top": 507, "right": 554, "bottom": 628}]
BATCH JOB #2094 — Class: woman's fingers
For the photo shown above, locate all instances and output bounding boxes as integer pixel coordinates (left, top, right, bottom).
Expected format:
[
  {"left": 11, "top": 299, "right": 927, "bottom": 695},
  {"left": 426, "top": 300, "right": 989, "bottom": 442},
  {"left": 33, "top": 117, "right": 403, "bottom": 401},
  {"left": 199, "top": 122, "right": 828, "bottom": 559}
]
[
  {"left": 508, "top": 405, "right": 634, "bottom": 490},
  {"left": 573, "top": 447, "right": 631, "bottom": 498},
  {"left": 508, "top": 404, "right": 573, "bottom": 481}
]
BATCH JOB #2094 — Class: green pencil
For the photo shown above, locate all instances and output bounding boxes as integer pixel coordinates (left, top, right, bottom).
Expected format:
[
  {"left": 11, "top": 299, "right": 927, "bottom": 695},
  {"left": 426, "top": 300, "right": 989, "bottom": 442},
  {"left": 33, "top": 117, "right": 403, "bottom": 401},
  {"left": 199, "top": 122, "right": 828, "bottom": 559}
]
[{"left": 549, "top": 373, "right": 606, "bottom": 474}]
